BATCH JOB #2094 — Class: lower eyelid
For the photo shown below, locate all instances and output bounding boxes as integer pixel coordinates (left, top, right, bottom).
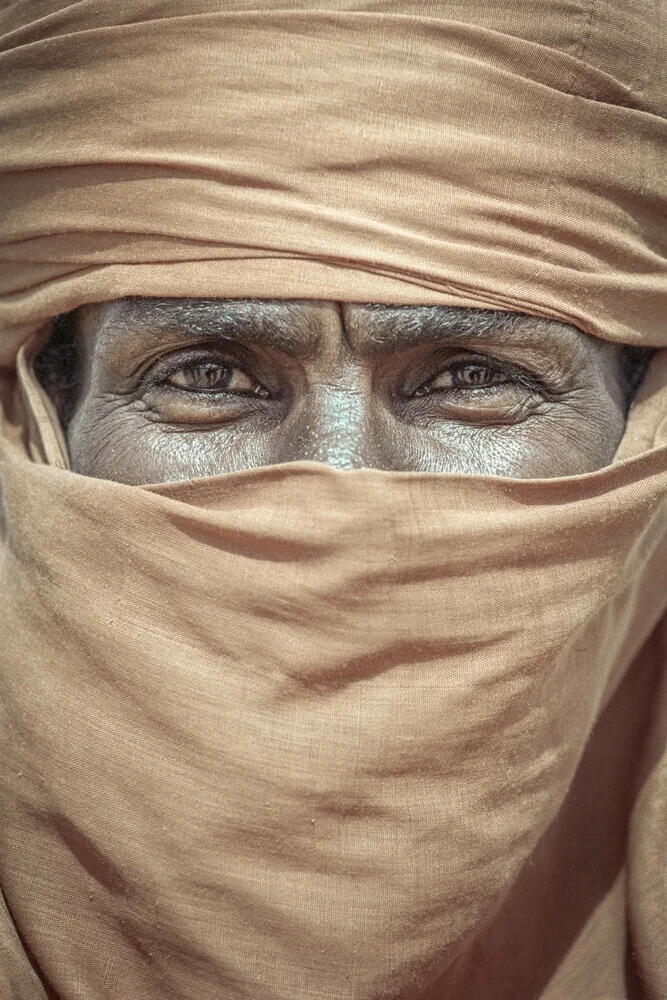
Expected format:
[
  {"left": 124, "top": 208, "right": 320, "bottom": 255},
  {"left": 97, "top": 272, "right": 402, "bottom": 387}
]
[{"left": 160, "top": 381, "right": 261, "bottom": 397}]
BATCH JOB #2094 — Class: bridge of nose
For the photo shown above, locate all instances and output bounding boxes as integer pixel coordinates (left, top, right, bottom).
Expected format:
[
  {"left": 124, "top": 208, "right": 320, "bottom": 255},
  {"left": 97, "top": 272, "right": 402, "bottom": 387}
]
[
  {"left": 269, "top": 302, "right": 409, "bottom": 470},
  {"left": 282, "top": 377, "right": 387, "bottom": 470}
]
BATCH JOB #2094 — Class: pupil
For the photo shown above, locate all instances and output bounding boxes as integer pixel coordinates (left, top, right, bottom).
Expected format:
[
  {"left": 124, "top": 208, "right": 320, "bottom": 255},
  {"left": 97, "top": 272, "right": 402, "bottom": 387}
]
[
  {"left": 461, "top": 366, "right": 489, "bottom": 386},
  {"left": 196, "top": 364, "right": 227, "bottom": 388}
]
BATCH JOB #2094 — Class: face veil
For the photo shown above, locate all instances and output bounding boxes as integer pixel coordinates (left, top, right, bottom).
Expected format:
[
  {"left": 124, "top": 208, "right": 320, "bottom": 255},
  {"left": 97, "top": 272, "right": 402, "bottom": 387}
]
[{"left": 0, "top": 1, "right": 666, "bottom": 998}]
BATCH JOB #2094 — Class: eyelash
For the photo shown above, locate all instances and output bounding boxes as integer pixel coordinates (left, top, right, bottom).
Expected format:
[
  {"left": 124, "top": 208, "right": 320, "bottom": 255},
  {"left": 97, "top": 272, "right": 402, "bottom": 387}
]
[
  {"left": 414, "top": 357, "right": 544, "bottom": 396},
  {"left": 143, "top": 353, "right": 545, "bottom": 398},
  {"left": 142, "top": 354, "right": 257, "bottom": 393}
]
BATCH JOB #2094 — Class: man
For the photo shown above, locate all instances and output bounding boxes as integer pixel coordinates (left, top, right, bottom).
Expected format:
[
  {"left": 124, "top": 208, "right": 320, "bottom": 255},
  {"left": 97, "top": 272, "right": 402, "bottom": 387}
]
[
  {"left": 36, "top": 299, "right": 650, "bottom": 482},
  {"left": 0, "top": 2, "right": 665, "bottom": 999}
]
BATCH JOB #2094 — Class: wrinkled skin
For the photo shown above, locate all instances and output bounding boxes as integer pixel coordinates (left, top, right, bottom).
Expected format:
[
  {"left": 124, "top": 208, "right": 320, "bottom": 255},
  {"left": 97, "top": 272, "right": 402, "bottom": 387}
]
[{"left": 44, "top": 298, "right": 633, "bottom": 484}]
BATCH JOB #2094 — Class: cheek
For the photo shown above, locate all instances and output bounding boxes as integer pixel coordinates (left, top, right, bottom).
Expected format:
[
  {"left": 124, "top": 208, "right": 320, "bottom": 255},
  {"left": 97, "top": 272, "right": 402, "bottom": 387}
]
[
  {"left": 65, "top": 384, "right": 629, "bottom": 484},
  {"left": 416, "top": 402, "right": 627, "bottom": 479},
  {"left": 395, "top": 373, "right": 629, "bottom": 477},
  {"left": 66, "top": 397, "right": 279, "bottom": 485}
]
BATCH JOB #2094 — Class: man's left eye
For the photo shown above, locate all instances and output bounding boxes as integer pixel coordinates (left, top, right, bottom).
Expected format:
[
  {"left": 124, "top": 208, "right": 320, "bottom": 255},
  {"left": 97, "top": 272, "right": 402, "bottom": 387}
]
[
  {"left": 166, "top": 363, "right": 266, "bottom": 395},
  {"left": 416, "top": 362, "right": 511, "bottom": 394}
]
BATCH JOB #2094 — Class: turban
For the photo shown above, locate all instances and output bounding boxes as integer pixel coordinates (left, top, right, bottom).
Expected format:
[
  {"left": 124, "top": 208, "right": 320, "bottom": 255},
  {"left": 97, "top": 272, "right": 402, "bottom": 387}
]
[
  {"left": 0, "top": 1, "right": 666, "bottom": 999},
  {"left": 0, "top": 0, "right": 666, "bottom": 361}
]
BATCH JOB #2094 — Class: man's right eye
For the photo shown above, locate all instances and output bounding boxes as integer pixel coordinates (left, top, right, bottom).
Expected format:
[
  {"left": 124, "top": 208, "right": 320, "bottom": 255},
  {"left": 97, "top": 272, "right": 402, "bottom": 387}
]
[{"left": 165, "top": 362, "right": 267, "bottom": 396}]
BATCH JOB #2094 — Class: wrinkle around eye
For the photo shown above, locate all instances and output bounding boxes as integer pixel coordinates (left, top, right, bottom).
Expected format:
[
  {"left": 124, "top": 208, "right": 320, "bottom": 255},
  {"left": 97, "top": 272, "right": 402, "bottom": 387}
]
[{"left": 406, "top": 367, "right": 549, "bottom": 427}]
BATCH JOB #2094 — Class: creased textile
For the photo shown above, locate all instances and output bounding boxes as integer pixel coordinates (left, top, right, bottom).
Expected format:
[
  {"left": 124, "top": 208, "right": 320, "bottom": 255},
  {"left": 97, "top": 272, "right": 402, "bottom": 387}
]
[{"left": 0, "top": 1, "right": 665, "bottom": 997}]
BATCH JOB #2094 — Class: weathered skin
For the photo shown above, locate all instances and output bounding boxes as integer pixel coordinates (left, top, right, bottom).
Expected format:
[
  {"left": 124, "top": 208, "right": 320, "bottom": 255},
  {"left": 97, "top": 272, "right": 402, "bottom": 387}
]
[{"left": 43, "top": 298, "right": 633, "bottom": 484}]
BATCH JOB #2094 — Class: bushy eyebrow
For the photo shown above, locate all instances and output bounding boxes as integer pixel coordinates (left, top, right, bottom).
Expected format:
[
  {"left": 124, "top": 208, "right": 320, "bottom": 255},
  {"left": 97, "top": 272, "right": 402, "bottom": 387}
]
[
  {"left": 345, "top": 303, "right": 563, "bottom": 353},
  {"left": 108, "top": 297, "right": 564, "bottom": 357},
  {"left": 107, "top": 298, "right": 322, "bottom": 358}
]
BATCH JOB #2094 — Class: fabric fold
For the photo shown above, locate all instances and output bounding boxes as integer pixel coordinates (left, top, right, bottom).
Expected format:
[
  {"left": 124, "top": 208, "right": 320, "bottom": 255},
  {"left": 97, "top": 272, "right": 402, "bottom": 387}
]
[
  {"left": 0, "top": 430, "right": 665, "bottom": 998},
  {"left": 0, "top": 1, "right": 665, "bottom": 996},
  {"left": 1, "top": 1, "right": 665, "bottom": 357}
]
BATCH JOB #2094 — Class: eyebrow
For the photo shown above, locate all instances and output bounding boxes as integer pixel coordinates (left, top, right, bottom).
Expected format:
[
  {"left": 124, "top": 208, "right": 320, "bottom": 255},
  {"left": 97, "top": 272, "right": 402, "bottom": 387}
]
[
  {"left": 107, "top": 298, "right": 571, "bottom": 357},
  {"left": 108, "top": 298, "right": 323, "bottom": 359},
  {"left": 347, "top": 303, "right": 562, "bottom": 352}
]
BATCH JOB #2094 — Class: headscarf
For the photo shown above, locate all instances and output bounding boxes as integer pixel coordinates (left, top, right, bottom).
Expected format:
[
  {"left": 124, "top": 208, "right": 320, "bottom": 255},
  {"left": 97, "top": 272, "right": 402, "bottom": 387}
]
[{"left": 0, "top": 2, "right": 665, "bottom": 998}]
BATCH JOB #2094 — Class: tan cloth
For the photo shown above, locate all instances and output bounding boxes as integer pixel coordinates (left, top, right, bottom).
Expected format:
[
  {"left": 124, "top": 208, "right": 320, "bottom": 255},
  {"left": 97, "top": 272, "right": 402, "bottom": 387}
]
[
  {"left": 0, "top": 1, "right": 666, "bottom": 998},
  {"left": 0, "top": 348, "right": 665, "bottom": 1000},
  {"left": 0, "top": 0, "right": 665, "bottom": 358}
]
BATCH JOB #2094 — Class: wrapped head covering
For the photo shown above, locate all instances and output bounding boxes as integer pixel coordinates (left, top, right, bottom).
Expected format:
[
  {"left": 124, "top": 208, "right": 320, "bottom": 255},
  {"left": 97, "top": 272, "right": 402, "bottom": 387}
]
[
  {"left": 0, "top": 0, "right": 666, "bottom": 357},
  {"left": 0, "top": 1, "right": 665, "bottom": 998}
]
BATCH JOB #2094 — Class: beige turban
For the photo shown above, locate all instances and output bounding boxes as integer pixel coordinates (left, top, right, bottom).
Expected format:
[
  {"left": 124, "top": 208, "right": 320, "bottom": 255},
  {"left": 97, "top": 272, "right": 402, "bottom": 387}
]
[
  {"left": 0, "top": 0, "right": 666, "bottom": 362},
  {"left": 0, "top": 1, "right": 665, "bottom": 998}
]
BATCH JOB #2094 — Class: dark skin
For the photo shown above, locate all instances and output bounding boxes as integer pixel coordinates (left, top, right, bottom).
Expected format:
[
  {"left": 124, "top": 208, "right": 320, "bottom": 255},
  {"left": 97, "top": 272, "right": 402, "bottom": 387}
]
[{"left": 41, "top": 298, "right": 637, "bottom": 485}]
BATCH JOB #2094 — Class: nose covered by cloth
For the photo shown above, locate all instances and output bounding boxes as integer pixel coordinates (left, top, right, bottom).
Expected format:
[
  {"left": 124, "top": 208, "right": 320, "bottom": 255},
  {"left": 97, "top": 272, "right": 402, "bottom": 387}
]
[
  {"left": 0, "top": 364, "right": 666, "bottom": 1000},
  {"left": 1, "top": 0, "right": 667, "bottom": 998}
]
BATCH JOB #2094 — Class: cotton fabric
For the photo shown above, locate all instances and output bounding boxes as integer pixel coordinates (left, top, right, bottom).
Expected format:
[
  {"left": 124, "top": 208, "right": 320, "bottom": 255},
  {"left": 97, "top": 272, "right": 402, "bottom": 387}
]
[
  {"left": 0, "top": 354, "right": 666, "bottom": 999},
  {"left": 0, "top": 1, "right": 666, "bottom": 998},
  {"left": 0, "top": 0, "right": 665, "bottom": 359}
]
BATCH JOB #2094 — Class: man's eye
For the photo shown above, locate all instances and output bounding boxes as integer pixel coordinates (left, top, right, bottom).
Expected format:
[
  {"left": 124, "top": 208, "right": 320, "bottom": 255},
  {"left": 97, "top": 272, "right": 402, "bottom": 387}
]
[
  {"left": 416, "top": 362, "right": 511, "bottom": 395},
  {"left": 165, "top": 363, "right": 266, "bottom": 395}
]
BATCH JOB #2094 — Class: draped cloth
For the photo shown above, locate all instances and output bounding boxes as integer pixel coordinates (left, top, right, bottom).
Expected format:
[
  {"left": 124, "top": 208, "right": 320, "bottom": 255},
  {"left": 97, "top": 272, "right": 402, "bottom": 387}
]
[
  {"left": 0, "top": 1, "right": 666, "bottom": 998},
  {"left": 0, "top": 0, "right": 666, "bottom": 358}
]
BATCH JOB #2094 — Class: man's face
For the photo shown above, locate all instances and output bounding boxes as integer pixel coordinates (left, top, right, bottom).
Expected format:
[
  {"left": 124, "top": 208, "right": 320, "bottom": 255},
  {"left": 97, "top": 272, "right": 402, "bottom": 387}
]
[{"left": 47, "top": 298, "right": 633, "bottom": 485}]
